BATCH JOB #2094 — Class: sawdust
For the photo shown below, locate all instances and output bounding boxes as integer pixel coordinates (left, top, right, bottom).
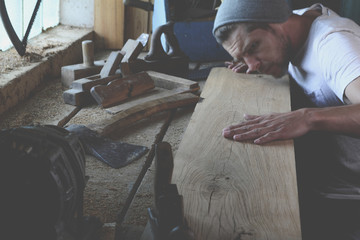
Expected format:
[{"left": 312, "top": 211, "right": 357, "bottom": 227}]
[{"left": 0, "top": 42, "right": 64, "bottom": 75}]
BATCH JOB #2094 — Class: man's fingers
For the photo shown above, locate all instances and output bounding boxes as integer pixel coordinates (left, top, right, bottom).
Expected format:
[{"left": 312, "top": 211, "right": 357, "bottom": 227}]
[
  {"left": 232, "top": 63, "right": 248, "bottom": 73},
  {"left": 222, "top": 125, "right": 248, "bottom": 138},
  {"left": 223, "top": 123, "right": 266, "bottom": 138},
  {"left": 223, "top": 116, "right": 261, "bottom": 132},
  {"left": 232, "top": 127, "right": 268, "bottom": 141},
  {"left": 225, "top": 61, "right": 248, "bottom": 73},
  {"left": 253, "top": 130, "right": 282, "bottom": 144},
  {"left": 244, "top": 114, "right": 260, "bottom": 120}
]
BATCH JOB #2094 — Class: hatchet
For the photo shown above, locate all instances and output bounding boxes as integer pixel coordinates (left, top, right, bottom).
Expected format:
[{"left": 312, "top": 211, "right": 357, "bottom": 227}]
[{"left": 65, "top": 124, "right": 148, "bottom": 169}]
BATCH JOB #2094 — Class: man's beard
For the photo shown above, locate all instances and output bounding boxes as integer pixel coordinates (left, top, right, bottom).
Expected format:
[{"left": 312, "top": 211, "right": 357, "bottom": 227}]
[{"left": 269, "top": 34, "right": 292, "bottom": 78}]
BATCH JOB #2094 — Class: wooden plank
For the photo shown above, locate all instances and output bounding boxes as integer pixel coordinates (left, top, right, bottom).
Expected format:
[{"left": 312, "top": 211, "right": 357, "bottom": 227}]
[
  {"left": 125, "top": 3, "right": 150, "bottom": 46},
  {"left": 88, "top": 93, "right": 199, "bottom": 137},
  {"left": 94, "top": 0, "right": 124, "bottom": 49},
  {"left": 172, "top": 68, "right": 302, "bottom": 240}
]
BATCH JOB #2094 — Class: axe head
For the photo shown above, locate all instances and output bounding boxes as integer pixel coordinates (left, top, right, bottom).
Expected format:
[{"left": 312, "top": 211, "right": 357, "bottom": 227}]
[{"left": 65, "top": 124, "right": 148, "bottom": 168}]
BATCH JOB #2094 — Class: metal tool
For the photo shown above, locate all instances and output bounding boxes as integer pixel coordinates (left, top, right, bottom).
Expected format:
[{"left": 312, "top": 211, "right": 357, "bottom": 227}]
[
  {"left": 0, "top": 0, "right": 42, "bottom": 56},
  {"left": 65, "top": 124, "right": 148, "bottom": 169},
  {"left": 146, "top": 142, "right": 194, "bottom": 240},
  {"left": 145, "top": 21, "right": 185, "bottom": 61},
  {"left": 130, "top": 22, "right": 189, "bottom": 78}
]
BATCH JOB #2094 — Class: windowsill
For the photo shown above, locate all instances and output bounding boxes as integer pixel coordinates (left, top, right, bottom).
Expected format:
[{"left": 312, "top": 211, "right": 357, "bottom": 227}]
[{"left": 0, "top": 24, "right": 94, "bottom": 116}]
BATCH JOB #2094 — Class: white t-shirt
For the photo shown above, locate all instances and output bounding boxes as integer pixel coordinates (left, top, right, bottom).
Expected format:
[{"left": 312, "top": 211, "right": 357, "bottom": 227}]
[{"left": 288, "top": 4, "right": 360, "bottom": 107}]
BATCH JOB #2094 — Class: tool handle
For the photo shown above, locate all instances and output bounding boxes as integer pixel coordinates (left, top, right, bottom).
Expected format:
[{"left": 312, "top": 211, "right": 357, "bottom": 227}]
[
  {"left": 154, "top": 142, "right": 174, "bottom": 199},
  {"left": 82, "top": 40, "right": 95, "bottom": 67}
]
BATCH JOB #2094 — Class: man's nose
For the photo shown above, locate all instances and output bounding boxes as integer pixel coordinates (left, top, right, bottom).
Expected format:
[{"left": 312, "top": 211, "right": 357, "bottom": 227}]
[{"left": 244, "top": 56, "right": 261, "bottom": 74}]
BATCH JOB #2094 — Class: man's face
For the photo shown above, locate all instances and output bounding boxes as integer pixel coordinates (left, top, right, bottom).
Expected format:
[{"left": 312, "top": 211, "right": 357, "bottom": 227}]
[{"left": 222, "top": 24, "right": 291, "bottom": 78}]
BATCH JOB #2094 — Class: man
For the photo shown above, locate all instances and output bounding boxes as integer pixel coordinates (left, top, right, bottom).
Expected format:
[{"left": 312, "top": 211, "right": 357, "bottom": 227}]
[{"left": 213, "top": 1, "right": 360, "bottom": 239}]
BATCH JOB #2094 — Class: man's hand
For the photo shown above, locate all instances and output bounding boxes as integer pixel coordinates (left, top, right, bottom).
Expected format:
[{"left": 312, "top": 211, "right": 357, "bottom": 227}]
[
  {"left": 222, "top": 109, "right": 314, "bottom": 144},
  {"left": 225, "top": 60, "right": 248, "bottom": 73}
]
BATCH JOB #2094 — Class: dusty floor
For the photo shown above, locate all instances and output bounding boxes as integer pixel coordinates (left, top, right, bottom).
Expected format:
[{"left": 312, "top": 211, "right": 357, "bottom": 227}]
[{"left": 0, "top": 35, "right": 210, "bottom": 239}]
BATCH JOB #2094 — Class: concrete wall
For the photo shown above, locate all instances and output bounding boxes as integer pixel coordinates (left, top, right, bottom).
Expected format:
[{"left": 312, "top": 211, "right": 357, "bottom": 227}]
[{"left": 60, "top": 0, "right": 94, "bottom": 28}]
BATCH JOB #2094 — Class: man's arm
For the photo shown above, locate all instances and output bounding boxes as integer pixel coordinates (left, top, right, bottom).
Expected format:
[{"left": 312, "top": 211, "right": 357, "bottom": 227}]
[
  {"left": 345, "top": 76, "right": 360, "bottom": 103},
  {"left": 223, "top": 77, "right": 360, "bottom": 144}
]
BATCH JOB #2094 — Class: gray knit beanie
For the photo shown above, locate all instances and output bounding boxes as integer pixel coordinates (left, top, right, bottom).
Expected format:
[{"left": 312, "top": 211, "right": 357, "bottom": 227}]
[{"left": 213, "top": 0, "right": 292, "bottom": 35}]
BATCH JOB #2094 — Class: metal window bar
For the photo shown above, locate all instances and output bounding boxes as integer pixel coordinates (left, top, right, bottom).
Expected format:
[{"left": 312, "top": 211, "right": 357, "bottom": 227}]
[{"left": 0, "top": 0, "right": 59, "bottom": 51}]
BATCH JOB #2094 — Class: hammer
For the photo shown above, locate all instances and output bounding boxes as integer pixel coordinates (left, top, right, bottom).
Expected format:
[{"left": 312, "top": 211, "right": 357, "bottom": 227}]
[{"left": 61, "top": 40, "right": 105, "bottom": 87}]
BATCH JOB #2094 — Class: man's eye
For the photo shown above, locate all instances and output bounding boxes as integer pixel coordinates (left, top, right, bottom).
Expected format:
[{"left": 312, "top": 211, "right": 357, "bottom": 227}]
[{"left": 248, "top": 42, "right": 259, "bottom": 54}]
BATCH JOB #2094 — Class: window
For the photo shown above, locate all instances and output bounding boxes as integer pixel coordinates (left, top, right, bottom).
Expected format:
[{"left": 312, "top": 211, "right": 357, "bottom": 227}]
[{"left": 0, "top": 0, "right": 59, "bottom": 51}]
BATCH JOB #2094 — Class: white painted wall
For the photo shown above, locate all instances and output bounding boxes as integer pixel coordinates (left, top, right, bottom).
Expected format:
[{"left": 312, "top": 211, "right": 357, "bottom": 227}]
[{"left": 60, "top": 0, "right": 94, "bottom": 28}]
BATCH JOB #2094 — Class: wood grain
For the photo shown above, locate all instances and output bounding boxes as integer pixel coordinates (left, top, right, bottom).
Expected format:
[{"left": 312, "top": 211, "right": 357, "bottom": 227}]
[
  {"left": 94, "top": 0, "right": 124, "bottom": 49},
  {"left": 172, "top": 68, "right": 302, "bottom": 240},
  {"left": 125, "top": 1, "right": 151, "bottom": 50}
]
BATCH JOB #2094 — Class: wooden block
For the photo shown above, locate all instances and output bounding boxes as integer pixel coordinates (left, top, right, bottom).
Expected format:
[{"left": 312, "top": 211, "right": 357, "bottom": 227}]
[
  {"left": 171, "top": 68, "right": 302, "bottom": 239},
  {"left": 105, "top": 71, "right": 200, "bottom": 114},
  {"left": 63, "top": 89, "right": 94, "bottom": 106},
  {"left": 100, "top": 51, "right": 125, "bottom": 78},
  {"left": 61, "top": 60, "right": 105, "bottom": 87},
  {"left": 119, "top": 60, "right": 132, "bottom": 77},
  {"left": 70, "top": 74, "right": 123, "bottom": 92},
  {"left": 90, "top": 72, "right": 155, "bottom": 108},
  {"left": 63, "top": 73, "right": 122, "bottom": 106},
  {"left": 121, "top": 39, "right": 143, "bottom": 61}
]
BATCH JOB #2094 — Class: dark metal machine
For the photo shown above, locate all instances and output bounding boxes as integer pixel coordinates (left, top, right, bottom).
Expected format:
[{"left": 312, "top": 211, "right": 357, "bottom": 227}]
[{"left": 0, "top": 125, "right": 102, "bottom": 240}]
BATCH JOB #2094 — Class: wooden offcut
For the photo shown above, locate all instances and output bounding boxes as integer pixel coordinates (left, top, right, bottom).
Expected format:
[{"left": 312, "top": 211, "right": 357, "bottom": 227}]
[
  {"left": 171, "top": 68, "right": 302, "bottom": 239},
  {"left": 89, "top": 93, "right": 199, "bottom": 137}
]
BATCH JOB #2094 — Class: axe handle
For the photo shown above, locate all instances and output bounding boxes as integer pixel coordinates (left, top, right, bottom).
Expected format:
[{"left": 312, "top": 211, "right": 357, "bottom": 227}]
[{"left": 154, "top": 142, "right": 174, "bottom": 199}]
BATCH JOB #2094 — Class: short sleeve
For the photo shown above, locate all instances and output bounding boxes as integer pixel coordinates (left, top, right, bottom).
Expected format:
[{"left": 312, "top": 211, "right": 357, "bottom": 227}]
[{"left": 318, "top": 31, "right": 360, "bottom": 102}]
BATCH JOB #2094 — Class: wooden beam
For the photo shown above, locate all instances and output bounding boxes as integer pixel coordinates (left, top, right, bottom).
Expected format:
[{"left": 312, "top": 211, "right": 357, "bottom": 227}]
[
  {"left": 171, "top": 68, "right": 302, "bottom": 239},
  {"left": 94, "top": 0, "right": 124, "bottom": 49},
  {"left": 125, "top": 1, "right": 152, "bottom": 50}
]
